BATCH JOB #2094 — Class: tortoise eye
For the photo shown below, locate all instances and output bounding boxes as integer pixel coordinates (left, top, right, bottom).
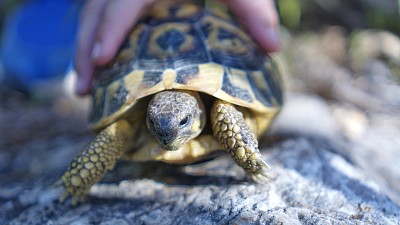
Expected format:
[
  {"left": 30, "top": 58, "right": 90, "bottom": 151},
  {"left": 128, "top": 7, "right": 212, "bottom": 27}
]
[{"left": 179, "top": 116, "right": 190, "bottom": 127}]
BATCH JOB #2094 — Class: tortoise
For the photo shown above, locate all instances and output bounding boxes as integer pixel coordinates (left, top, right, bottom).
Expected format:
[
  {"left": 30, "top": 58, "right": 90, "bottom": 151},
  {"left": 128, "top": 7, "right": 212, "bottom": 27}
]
[{"left": 58, "top": 0, "right": 283, "bottom": 204}]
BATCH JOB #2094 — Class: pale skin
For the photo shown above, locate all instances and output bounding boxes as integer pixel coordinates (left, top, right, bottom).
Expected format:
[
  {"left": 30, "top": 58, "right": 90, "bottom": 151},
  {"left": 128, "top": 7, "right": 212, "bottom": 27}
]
[{"left": 75, "top": 0, "right": 281, "bottom": 95}]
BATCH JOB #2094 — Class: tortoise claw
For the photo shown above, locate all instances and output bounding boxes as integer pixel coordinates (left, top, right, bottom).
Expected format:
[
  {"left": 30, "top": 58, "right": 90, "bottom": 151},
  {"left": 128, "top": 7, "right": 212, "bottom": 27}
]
[
  {"left": 71, "top": 195, "right": 87, "bottom": 206},
  {"left": 257, "top": 158, "right": 272, "bottom": 171},
  {"left": 59, "top": 190, "right": 70, "bottom": 203},
  {"left": 250, "top": 158, "right": 272, "bottom": 184},
  {"left": 52, "top": 179, "right": 63, "bottom": 188},
  {"left": 58, "top": 189, "right": 87, "bottom": 205},
  {"left": 53, "top": 179, "right": 74, "bottom": 204},
  {"left": 251, "top": 173, "right": 268, "bottom": 184},
  {"left": 54, "top": 178, "right": 88, "bottom": 205}
]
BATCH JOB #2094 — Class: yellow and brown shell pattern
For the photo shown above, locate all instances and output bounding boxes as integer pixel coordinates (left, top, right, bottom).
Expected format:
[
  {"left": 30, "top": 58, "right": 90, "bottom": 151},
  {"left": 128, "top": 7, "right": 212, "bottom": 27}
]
[{"left": 89, "top": 1, "right": 283, "bottom": 129}]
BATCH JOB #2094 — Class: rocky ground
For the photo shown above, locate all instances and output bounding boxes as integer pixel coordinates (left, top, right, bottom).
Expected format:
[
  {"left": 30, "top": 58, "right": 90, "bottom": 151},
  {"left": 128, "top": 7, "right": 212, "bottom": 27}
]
[{"left": 1, "top": 28, "right": 400, "bottom": 224}]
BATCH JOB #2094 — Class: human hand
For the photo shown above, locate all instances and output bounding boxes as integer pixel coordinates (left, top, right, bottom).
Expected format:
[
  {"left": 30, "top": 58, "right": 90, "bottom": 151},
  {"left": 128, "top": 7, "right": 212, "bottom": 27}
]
[{"left": 75, "top": 0, "right": 281, "bottom": 95}]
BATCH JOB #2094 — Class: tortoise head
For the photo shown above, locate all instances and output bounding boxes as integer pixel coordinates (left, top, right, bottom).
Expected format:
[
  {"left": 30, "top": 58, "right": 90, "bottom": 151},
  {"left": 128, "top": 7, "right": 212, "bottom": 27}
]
[{"left": 147, "top": 91, "right": 205, "bottom": 151}]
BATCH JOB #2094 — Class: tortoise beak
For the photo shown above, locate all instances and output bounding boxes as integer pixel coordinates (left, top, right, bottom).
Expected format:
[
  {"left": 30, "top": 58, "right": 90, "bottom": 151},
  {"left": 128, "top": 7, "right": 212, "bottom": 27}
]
[
  {"left": 161, "top": 144, "right": 179, "bottom": 151},
  {"left": 160, "top": 136, "right": 187, "bottom": 151}
]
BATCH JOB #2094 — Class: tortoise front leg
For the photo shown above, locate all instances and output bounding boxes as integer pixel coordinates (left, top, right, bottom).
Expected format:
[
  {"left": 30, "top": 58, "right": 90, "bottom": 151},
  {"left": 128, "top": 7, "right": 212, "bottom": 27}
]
[
  {"left": 210, "top": 100, "right": 271, "bottom": 183},
  {"left": 56, "top": 120, "right": 133, "bottom": 205}
]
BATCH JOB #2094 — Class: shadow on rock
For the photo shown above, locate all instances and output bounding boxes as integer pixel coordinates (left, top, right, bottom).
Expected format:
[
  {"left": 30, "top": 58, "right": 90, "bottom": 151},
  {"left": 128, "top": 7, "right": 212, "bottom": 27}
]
[{"left": 102, "top": 160, "right": 246, "bottom": 187}]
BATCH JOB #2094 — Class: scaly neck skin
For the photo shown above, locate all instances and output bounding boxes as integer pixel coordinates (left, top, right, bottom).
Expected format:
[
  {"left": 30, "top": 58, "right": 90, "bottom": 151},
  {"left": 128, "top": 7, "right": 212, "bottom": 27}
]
[{"left": 146, "top": 90, "right": 205, "bottom": 151}]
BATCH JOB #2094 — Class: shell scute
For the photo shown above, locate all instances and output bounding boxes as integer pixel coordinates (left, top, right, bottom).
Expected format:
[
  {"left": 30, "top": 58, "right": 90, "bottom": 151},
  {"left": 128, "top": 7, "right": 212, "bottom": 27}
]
[{"left": 89, "top": 2, "right": 282, "bottom": 129}]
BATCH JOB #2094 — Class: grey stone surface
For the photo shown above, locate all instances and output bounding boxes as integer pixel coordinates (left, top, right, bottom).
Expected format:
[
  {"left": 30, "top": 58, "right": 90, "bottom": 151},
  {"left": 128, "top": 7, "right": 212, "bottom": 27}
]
[
  {"left": 1, "top": 111, "right": 400, "bottom": 225},
  {"left": 1, "top": 27, "right": 400, "bottom": 225},
  {"left": 282, "top": 27, "right": 400, "bottom": 206},
  {"left": 1, "top": 83, "right": 400, "bottom": 225}
]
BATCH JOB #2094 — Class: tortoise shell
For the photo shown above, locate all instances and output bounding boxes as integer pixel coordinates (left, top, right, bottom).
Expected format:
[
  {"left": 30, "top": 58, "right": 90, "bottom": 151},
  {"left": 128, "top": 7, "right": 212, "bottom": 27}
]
[{"left": 89, "top": 1, "right": 283, "bottom": 130}]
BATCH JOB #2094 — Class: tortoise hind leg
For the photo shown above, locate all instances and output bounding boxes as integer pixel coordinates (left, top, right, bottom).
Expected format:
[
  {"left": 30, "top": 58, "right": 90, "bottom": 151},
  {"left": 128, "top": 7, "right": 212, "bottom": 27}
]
[
  {"left": 57, "top": 120, "right": 133, "bottom": 205},
  {"left": 210, "top": 99, "right": 271, "bottom": 183}
]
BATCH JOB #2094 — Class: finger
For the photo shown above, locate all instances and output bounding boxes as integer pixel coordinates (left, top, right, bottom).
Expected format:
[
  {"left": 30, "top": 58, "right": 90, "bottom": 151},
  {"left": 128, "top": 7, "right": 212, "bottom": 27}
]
[
  {"left": 222, "top": 0, "right": 281, "bottom": 52},
  {"left": 92, "top": 0, "right": 156, "bottom": 65},
  {"left": 75, "top": 0, "right": 108, "bottom": 95}
]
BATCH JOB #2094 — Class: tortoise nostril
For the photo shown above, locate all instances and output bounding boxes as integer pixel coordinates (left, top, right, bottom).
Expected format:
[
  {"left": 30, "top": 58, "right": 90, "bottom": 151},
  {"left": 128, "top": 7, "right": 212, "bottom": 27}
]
[{"left": 157, "top": 131, "right": 171, "bottom": 140}]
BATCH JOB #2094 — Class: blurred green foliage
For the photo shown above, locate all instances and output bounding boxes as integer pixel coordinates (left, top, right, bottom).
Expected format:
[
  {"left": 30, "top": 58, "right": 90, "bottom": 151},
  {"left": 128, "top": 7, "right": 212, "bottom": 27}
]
[
  {"left": 278, "top": 0, "right": 302, "bottom": 29},
  {"left": 277, "top": 0, "right": 400, "bottom": 33},
  {"left": 365, "top": 7, "right": 399, "bottom": 34},
  {"left": 205, "top": 0, "right": 226, "bottom": 11}
]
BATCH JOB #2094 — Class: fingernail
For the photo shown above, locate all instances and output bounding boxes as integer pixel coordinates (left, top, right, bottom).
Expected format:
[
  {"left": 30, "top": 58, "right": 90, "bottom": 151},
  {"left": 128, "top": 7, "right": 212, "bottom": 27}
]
[
  {"left": 263, "top": 28, "right": 281, "bottom": 50},
  {"left": 266, "top": 28, "right": 280, "bottom": 41},
  {"left": 91, "top": 42, "right": 101, "bottom": 61}
]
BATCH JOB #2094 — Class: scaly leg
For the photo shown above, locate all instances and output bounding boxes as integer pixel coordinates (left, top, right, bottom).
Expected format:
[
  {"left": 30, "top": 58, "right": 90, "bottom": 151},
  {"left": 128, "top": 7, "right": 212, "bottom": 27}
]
[
  {"left": 56, "top": 120, "right": 133, "bottom": 204},
  {"left": 210, "top": 100, "right": 271, "bottom": 183}
]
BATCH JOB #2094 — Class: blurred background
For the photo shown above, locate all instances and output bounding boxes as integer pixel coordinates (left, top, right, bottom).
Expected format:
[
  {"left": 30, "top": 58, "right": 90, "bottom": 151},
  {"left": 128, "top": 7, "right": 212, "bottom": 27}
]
[
  {"left": 0, "top": 0, "right": 399, "bottom": 210},
  {"left": 0, "top": 0, "right": 82, "bottom": 95}
]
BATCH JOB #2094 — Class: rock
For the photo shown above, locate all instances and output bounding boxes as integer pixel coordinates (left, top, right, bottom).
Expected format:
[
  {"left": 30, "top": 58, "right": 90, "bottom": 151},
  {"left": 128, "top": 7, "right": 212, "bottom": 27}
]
[
  {"left": 343, "top": 111, "right": 400, "bottom": 204},
  {"left": 272, "top": 94, "right": 400, "bottom": 205},
  {"left": 286, "top": 28, "right": 400, "bottom": 112},
  {"left": 282, "top": 28, "right": 400, "bottom": 207},
  {"left": 0, "top": 88, "right": 400, "bottom": 224},
  {"left": 350, "top": 30, "right": 400, "bottom": 70},
  {"left": 1, "top": 137, "right": 400, "bottom": 224},
  {"left": 271, "top": 94, "right": 342, "bottom": 141},
  {"left": 0, "top": 89, "right": 399, "bottom": 224}
]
